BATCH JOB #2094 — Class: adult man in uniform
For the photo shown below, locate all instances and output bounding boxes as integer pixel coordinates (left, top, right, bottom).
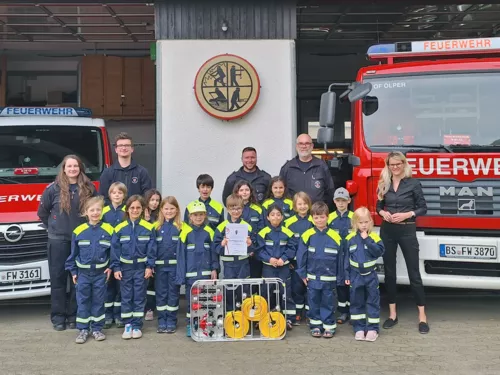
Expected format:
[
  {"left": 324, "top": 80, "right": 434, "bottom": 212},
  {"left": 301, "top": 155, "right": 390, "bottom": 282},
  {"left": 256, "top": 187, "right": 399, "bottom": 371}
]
[
  {"left": 222, "top": 147, "right": 271, "bottom": 205},
  {"left": 279, "top": 134, "right": 334, "bottom": 204},
  {"left": 99, "top": 132, "right": 153, "bottom": 201}
]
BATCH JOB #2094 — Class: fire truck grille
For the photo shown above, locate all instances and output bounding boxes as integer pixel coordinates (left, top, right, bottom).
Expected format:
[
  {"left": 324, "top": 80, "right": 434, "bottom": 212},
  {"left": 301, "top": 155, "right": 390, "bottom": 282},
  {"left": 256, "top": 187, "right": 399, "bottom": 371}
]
[
  {"left": 0, "top": 229, "right": 48, "bottom": 265},
  {"left": 419, "top": 179, "right": 500, "bottom": 217}
]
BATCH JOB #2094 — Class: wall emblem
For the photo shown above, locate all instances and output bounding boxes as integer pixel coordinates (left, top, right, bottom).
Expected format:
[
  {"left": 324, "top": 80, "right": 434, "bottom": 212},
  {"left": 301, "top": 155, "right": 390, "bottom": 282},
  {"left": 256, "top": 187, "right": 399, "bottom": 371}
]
[{"left": 194, "top": 54, "right": 260, "bottom": 120}]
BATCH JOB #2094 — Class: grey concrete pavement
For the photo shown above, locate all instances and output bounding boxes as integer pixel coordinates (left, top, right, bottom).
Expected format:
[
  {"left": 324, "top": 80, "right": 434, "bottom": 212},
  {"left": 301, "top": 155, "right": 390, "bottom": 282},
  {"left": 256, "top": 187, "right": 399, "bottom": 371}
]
[{"left": 1, "top": 291, "right": 500, "bottom": 375}]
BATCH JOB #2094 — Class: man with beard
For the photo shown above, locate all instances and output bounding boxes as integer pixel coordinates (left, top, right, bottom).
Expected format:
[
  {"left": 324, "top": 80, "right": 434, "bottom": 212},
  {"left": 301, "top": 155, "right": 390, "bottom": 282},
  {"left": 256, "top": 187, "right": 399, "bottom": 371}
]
[
  {"left": 222, "top": 147, "right": 271, "bottom": 205},
  {"left": 279, "top": 134, "right": 335, "bottom": 204}
]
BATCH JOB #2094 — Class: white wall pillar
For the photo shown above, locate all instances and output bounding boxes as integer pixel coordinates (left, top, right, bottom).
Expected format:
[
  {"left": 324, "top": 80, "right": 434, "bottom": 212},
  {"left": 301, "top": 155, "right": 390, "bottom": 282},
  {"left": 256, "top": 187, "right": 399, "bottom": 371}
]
[{"left": 156, "top": 40, "right": 297, "bottom": 209}]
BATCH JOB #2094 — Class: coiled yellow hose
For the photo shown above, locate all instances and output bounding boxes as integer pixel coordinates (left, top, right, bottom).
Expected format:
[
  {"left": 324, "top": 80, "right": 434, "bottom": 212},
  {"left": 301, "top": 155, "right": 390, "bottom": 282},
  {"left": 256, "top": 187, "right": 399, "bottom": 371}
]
[
  {"left": 259, "top": 311, "right": 286, "bottom": 339},
  {"left": 241, "top": 295, "right": 268, "bottom": 321},
  {"left": 224, "top": 311, "right": 249, "bottom": 339}
]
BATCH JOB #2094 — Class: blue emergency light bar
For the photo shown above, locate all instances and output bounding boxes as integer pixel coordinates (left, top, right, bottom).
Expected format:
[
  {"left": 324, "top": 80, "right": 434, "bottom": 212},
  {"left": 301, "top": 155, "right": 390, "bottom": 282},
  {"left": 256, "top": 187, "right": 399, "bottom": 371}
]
[
  {"left": 368, "top": 37, "right": 500, "bottom": 57},
  {"left": 0, "top": 107, "right": 92, "bottom": 117}
]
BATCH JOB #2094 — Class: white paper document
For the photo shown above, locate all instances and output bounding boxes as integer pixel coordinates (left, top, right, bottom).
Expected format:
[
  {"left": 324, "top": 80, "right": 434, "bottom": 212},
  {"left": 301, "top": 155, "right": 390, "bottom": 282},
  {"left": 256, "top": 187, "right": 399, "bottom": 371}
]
[{"left": 225, "top": 223, "right": 248, "bottom": 256}]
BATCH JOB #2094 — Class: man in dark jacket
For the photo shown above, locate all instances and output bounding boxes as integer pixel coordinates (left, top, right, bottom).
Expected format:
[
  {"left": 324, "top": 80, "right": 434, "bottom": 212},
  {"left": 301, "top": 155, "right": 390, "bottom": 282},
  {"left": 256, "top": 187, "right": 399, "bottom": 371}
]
[
  {"left": 99, "top": 132, "right": 152, "bottom": 200},
  {"left": 279, "top": 134, "right": 334, "bottom": 204},
  {"left": 222, "top": 147, "right": 271, "bottom": 205}
]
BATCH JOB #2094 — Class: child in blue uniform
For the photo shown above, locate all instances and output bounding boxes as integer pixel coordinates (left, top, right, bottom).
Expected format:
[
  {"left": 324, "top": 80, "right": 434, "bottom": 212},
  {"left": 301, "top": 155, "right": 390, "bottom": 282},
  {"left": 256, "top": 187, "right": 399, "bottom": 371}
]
[
  {"left": 256, "top": 204, "right": 298, "bottom": 330},
  {"left": 343, "top": 207, "right": 385, "bottom": 342},
  {"left": 144, "top": 188, "right": 162, "bottom": 321},
  {"left": 101, "top": 182, "right": 127, "bottom": 329},
  {"left": 296, "top": 201, "right": 342, "bottom": 338},
  {"left": 262, "top": 176, "right": 294, "bottom": 222},
  {"left": 65, "top": 196, "right": 114, "bottom": 344},
  {"left": 214, "top": 194, "right": 253, "bottom": 312},
  {"left": 155, "top": 196, "right": 183, "bottom": 333},
  {"left": 233, "top": 180, "right": 264, "bottom": 284},
  {"left": 111, "top": 195, "right": 156, "bottom": 340},
  {"left": 284, "top": 191, "right": 313, "bottom": 325},
  {"left": 184, "top": 174, "right": 225, "bottom": 231},
  {"left": 175, "top": 201, "right": 218, "bottom": 337},
  {"left": 328, "top": 187, "right": 354, "bottom": 325}
]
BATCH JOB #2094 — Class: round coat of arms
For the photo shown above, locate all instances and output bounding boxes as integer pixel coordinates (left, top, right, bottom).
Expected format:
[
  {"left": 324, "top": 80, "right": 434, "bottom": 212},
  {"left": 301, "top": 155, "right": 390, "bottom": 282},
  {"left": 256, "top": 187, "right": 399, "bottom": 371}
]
[{"left": 194, "top": 54, "right": 261, "bottom": 121}]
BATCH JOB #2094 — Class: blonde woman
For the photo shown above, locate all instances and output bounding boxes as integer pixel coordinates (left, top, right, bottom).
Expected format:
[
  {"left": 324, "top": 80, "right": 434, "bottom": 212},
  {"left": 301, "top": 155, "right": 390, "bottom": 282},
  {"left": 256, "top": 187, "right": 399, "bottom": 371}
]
[{"left": 376, "top": 151, "right": 429, "bottom": 334}]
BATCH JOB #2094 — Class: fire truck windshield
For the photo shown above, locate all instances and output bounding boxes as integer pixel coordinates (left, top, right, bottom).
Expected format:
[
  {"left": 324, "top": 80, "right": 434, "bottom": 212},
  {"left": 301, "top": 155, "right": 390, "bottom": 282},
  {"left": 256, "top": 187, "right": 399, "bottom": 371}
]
[
  {"left": 362, "top": 72, "right": 500, "bottom": 151},
  {"left": 0, "top": 125, "right": 104, "bottom": 184}
]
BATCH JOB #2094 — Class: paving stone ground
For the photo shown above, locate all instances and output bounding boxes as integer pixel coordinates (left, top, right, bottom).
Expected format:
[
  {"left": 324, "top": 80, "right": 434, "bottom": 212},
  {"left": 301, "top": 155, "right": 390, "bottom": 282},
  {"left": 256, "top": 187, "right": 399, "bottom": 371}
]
[{"left": 1, "top": 290, "right": 499, "bottom": 375}]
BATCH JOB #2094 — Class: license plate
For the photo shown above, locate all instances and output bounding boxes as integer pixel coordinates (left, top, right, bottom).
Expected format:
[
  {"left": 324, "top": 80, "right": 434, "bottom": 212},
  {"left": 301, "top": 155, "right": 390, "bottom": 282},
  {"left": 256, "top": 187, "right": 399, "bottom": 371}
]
[
  {"left": 439, "top": 244, "right": 497, "bottom": 260},
  {"left": 0, "top": 268, "right": 42, "bottom": 283}
]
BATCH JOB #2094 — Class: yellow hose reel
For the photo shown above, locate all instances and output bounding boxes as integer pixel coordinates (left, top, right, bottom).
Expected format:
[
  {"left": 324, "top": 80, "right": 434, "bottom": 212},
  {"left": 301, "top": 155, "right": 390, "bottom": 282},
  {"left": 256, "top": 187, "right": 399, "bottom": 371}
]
[
  {"left": 241, "top": 295, "right": 268, "bottom": 321},
  {"left": 259, "top": 311, "right": 286, "bottom": 339},
  {"left": 224, "top": 311, "right": 249, "bottom": 339}
]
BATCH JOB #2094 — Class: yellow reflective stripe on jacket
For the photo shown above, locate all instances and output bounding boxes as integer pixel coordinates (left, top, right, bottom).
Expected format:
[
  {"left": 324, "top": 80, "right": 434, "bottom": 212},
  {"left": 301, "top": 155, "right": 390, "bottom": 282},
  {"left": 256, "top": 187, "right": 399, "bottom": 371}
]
[
  {"left": 120, "top": 257, "right": 147, "bottom": 264},
  {"left": 76, "top": 260, "right": 109, "bottom": 269},
  {"left": 220, "top": 255, "right": 249, "bottom": 262},
  {"left": 350, "top": 259, "right": 376, "bottom": 268},
  {"left": 155, "top": 259, "right": 177, "bottom": 265}
]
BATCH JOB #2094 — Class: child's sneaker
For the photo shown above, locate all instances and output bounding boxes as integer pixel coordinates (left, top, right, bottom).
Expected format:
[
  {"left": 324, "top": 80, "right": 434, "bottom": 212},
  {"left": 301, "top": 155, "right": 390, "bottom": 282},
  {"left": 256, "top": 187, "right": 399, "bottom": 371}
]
[
  {"left": 93, "top": 331, "right": 106, "bottom": 341},
  {"left": 355, "top": 331, "right": 366, "bottom": 341},
  {"left": 157, "top": 326, "right": 168, "bottom": 334},
  {"left": 132, "top": 328, "right": 143, "bottom": 339},
  {"left": 293, "top": 315, "right": 301, "bottom": 326},
  {"left": 365, "top": 330, "right": 378, "bottom": 342},
  {"left": 286, "top": 320, "right": 293, "bottom": 330},
  {"left": 75, "top": 329, "right": 89, "bottom": 344},
  {"left": 104, "top": 320, "right": 113, "bottom": 329},
  {"left": 145, "top": 309, "right": 154, "bottom": 321},
  {"left": 337, "top": 313, "right": 350, "bottom": 324},
  {"left": 186, "top": 325, "right": 191, "bottom": 337},
  {"left": 166, "top": 326, "right": 176, "bottom": 334},
  {"left": 122, "top": 324, "right": 132, "bottom": 340},
  {"left": 115, "top": 319, "right": 125, "bottom": 328}
]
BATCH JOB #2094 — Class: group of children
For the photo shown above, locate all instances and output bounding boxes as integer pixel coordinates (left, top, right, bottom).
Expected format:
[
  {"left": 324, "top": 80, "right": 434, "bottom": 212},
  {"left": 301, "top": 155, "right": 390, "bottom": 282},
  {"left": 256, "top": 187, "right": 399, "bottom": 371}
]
[{"left": 65, "top": 173, "right": 385, "bottom": 344}]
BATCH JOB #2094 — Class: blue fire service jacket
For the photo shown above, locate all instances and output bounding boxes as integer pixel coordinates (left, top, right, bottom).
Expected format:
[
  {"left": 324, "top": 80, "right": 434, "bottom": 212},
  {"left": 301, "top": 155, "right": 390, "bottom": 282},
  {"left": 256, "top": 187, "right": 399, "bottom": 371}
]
[
  {"left": 284, "top": 214, "right": 314, "bottom": 239},
  {"left": 256, "top": 225, "right": 297, "bottom": 266},
  {"left": 296, "top": 227, "right": 343, "bottom": 288},
  {"left": 262, "top": 197, "right": 295, "bottom": 220},
  {"left": 101, "top": 204, "right": 126, "bottom": 227},
  {"left": 240, "top": 202, "right": 264, "bottom": 236},
  {"left": 184, "top": 197, "right": 224, "bottom": 230},
  {"left": 155, "top": 220, "right": 182, "bottom": 268},
  {"left": 110, "top": 218, "right": 156, "bottom": 272},
  {"left": 214, "top": 219, "right": 254, "bottom": 261},
  {"left": 343, "top": 231, "right": 385, "bottom": 281},
  {"left": 175, "top": 224, "right": 217, "bottom": 285},
  {"left": 328, "top": 210, "right": 354, "bottom": 238},
  {"left": 65, "top": 221, "right": 115, "bottom": 276}
]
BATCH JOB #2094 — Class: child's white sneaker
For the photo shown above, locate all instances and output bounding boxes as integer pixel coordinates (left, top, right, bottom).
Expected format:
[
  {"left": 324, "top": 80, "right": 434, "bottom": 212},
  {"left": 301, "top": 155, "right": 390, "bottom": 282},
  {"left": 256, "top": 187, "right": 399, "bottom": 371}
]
[
  {"left": 122, "top": 324, "right": 132, "bottom": 340},
  {"left": 132, "top": 328, "right": 143, "bottom": 339},
  {"left": 145, "top": 309, "right": 154, "bottom": 321},
  {"left": 365, "top": 330, "right": 378, "bottom": 342},
  {"left": 355, "top": 331, "right": 366, "bottom": 341}
]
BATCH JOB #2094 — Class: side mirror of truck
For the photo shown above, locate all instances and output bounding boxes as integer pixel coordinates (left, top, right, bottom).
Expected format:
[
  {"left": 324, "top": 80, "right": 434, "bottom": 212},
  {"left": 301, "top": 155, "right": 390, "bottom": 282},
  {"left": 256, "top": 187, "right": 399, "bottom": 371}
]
[
  {"left": 348, "top": 154, "right": 360, "bottom": 166},
  {"left": 318, "top": 91, "right": 337, "bottom": 143},
  {"left": 348, "top": 82, "right": 372, "bottom": 102}
]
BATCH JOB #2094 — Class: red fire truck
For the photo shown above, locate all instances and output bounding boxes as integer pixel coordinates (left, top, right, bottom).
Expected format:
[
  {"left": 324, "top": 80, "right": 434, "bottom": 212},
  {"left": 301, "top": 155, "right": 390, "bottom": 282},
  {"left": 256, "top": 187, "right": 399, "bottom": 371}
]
[
  {"left": 319, "top": 37, "right": 500, "bottom": 290},
  {"left": 0, "top": 107, "right": 112, "bottom": 300}
]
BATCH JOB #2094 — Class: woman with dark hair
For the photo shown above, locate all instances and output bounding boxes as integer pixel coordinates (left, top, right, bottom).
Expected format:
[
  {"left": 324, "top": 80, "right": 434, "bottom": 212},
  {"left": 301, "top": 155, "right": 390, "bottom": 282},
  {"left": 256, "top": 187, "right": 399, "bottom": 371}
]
[
  {"left": 377, "top": 151, "right": 429, "bottom": 334},
  {"left": 38, "top": 154, "right": 96, "bottom": 331}
]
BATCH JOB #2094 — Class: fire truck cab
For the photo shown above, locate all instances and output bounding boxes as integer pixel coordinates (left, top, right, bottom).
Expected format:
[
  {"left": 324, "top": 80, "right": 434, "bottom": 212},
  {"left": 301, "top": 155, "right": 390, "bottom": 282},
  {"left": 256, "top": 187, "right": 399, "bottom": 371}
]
[
  {"left": 319, "top": 37, "right": 500, "bottom": 290},
  {"left": 0, "top": 107, "right": 112, "bottom": 300}
]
